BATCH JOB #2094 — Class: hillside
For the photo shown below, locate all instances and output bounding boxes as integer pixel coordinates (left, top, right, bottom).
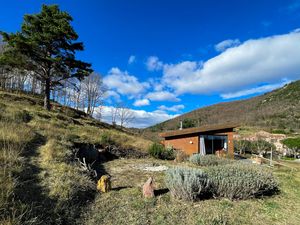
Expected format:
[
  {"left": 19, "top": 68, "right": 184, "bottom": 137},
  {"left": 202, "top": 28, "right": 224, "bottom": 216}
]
[
  {"left": 0, "top": 90, "right": 151, "bottom": 224},
  {"left": 149, "top": 80, "right": 300, "bottom": 134},
  {"left": 1, "top": 91, "right": 300, "bottom": 225}
]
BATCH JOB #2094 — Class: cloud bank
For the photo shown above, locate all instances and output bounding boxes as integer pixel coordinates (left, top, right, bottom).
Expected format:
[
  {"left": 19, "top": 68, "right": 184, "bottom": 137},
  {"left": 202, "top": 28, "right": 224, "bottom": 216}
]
[
  {"left": 94, "top": 106, "right": 178, "bottom": 128},
  {"left": 161, "top": 30, "right": 300, "bottom": 97}
]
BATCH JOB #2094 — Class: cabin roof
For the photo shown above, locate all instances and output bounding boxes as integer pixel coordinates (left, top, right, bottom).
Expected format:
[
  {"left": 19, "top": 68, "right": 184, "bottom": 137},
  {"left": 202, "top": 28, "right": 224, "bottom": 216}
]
[{"left": 159, "top": 123, "right": 239, "bottom": 138}]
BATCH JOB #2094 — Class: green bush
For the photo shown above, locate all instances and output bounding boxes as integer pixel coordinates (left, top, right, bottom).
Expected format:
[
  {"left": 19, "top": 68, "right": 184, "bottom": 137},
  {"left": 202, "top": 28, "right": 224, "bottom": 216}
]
[
  {"left": 271, "top": 129, "right": 288, "bottom": 134},
  {"left": 165, "top": 167, "right": 210, "bottom": 201},
  {"left": 251, "top": 139, "right": 276, "bottom": 155},
  {"left": 189, "top": 154, "right": 233, "bottom": 166},
  {"left": 205, "top": 164, "right": 279, "bottom": 200},
  {"left": 148, "top": 143, "right": 174, "bottom": 160},
  {"left": 234, "top": 139, "right": 276, "bottom": 155},
  {"left": 176, "top": 118, "right": 197, "bottom": 129},
  {"left": 234, "top": 139, "right": 252, "bottom": 154}
]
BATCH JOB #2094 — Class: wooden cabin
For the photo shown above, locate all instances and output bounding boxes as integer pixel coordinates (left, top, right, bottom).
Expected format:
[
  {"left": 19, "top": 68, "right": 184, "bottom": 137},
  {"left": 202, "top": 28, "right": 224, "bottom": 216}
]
[{"left": 159, "top": 123, "right": 238, "bottom": 158}]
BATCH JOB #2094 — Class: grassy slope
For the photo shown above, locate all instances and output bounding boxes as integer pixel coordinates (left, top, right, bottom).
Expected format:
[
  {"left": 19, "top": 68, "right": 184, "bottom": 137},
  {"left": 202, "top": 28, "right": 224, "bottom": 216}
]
[
  {"left": 85, "top": 158, "right": 300, "bottom": 225},
  {"left": 147, "top": 80, "right": 300, "bottom": 134},
  {"left": 0, "top": 90, "right": 152, "bottom": 224}
]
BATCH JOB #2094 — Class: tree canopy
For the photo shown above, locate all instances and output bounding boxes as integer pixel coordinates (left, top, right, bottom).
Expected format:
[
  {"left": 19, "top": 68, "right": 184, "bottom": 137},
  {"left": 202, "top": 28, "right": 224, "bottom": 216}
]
[{"left": 0, "top": 4, "right": 92, "bottom": 110}]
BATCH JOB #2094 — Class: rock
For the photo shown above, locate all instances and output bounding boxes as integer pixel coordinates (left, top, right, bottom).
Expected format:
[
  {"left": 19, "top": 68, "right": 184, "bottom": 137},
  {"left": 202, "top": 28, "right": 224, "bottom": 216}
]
[
  {"left": 142, "top": 177, "right": 155, "bottom": 198},
  {"left": 97, "top": 175, "right": 111, "bottom": 193}
]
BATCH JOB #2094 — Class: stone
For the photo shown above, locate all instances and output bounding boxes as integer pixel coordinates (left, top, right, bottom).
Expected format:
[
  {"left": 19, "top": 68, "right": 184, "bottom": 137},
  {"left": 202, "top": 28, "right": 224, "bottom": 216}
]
[
  {"left": 97, "top": 175, "right": 111, "bottom": 193},
  {"left": 142, "top": 177, "right": 155, "bottom": 198}
]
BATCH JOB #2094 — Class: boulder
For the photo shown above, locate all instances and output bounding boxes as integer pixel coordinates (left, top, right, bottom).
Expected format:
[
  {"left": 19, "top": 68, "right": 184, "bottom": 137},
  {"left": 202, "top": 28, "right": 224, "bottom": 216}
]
[
  {"left": 97, "top": 175, "right": 111, "bottom": 193},
  {"left": 142, "top": 177, "right": 155, "bottom": 198}
]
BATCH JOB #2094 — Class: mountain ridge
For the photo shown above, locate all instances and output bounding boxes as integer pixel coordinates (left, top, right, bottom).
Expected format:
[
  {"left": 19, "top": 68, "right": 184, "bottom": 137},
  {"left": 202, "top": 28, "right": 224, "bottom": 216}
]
[{"left": 148, "top": 80, "right": 300, "bottom": 134}]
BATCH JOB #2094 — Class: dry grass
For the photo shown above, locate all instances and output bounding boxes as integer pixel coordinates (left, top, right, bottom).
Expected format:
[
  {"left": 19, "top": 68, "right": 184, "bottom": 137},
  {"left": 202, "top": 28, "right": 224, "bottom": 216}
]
[
  {"left": 0, "top": 90, "right": 152, "bottom": 224},
  {"left": 84, "top": 158, "right": 300, "bottom": 225},
  {"left": 0, "top": 118, "right": 36, "bottom": 224},
  {"left": 38, "top": 138, "right": 94, "bottom": 201}
]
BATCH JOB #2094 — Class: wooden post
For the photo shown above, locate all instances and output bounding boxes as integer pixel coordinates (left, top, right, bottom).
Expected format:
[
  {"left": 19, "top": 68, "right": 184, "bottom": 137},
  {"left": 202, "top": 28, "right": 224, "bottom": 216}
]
[{"left": 270, "top": 147, "right": 273, "bottom": 167}]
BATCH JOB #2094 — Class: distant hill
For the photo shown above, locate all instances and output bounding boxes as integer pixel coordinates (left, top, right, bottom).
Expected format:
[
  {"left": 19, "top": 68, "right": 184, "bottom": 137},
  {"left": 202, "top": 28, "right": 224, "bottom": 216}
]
[{"left": 148, "top": 80, "right": 300, "bottom": 134}]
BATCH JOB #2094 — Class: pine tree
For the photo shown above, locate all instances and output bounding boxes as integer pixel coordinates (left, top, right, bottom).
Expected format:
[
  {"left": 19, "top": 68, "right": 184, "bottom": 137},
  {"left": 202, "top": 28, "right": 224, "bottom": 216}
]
[{"left": 0, "top": 4, "right": 92, "bottom": 110}]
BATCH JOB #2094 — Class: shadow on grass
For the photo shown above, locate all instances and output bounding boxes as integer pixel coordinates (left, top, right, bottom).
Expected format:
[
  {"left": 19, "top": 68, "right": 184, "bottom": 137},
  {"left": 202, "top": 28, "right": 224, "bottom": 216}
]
[
  {"left": 111, "top": 186, "right": 132, "bottom": 191},
  {"left": 13, "top": 132, "right": 58, "bottom": 224},
  {"left": 154, "top": 188, "right": 169, "bottom": 196},
  {"left": 13, "top": 133, "right": 98, "bottom": 225}
]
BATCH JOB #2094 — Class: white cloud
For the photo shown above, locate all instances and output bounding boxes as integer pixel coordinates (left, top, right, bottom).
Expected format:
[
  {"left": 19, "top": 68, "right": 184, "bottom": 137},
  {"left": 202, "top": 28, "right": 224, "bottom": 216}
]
[
  {"left": 158, "top": 104, "right": 185, "bottom": 112},
  {"left": 161, "top": 30, "right": 300, "bottom": 97},
  {"left": 104, "top": 90, "right": 121, "bottom": 102},
  {"left": 103, "top": 67, "right": 149, "bottom": 98},
  {"left": 133, "top": 99, "right": 150, "bottom": 107},
  {"left": 215, "top": 39, "right": 240, "bottom": 52},
  {"left": 221, "top": 80, "right": 291, "bottom": 99},
  {"left": 128, "top": 55, "right": 136, "bottom": 64},
  {"left": 145, "top": 91, "right": 180, "bottom": 102},
  {"left": 94, "top": 106, "right": 178, "bottom": 128},
  {"left": 146, "top": 56, "right": 163, "bottom": 71}
]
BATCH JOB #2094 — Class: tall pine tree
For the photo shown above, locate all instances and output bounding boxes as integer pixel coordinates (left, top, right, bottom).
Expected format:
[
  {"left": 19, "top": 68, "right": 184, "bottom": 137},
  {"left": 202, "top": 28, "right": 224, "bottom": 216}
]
[{"left": 0, "top": 4, "right": 92, "bottom": 110}]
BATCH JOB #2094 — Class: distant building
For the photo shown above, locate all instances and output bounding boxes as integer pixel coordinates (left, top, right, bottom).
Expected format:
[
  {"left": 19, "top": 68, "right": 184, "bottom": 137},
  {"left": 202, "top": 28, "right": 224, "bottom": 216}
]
[
  {"left": 159, "top": 123, "right": 238, "bottom": 157},
  {"left": 234, "top": 130, "right": 287, "bottom": 154}
]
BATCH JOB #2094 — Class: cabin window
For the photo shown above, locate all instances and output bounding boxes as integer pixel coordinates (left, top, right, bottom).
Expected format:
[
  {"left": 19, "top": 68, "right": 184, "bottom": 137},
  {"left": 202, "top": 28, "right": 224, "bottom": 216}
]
[{"left": 200, "top": 135, "right": 228, "bottom": 155}]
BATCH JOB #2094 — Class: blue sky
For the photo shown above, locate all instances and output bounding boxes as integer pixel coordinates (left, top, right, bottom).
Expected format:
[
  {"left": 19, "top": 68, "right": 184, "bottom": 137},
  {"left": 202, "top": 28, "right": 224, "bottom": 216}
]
[{"left": 1, "top": 0, "right": 300, "bottom": 127}]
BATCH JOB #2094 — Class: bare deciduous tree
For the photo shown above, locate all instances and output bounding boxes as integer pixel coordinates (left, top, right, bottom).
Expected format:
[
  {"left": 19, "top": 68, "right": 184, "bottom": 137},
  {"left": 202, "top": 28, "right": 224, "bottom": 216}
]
[
  {"left": 110, "top": 105, "right": 119, "bottom": 126},
  {"left": 118, "top": 103, "right": 135, "bottom": 128},
  {"left": 82, "top": 72, "right": 106, "bottom": 116}
]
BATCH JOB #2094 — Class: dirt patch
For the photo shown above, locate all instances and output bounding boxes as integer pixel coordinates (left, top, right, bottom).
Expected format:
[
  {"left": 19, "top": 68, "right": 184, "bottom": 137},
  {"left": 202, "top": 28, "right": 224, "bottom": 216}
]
[{"left": 134, "top": 163, "right": 168, "bottom": 171}]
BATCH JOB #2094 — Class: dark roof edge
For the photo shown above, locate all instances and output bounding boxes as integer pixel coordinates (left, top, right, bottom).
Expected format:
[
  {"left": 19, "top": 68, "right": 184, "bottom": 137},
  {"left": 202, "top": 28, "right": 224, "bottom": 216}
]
[{"left": 159, "top": 123, "right": 239, "bottom": 138}]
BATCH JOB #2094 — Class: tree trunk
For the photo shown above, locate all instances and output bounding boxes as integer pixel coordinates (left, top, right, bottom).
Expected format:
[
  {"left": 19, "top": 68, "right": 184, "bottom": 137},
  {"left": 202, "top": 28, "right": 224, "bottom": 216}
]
[{"left": 44, "top": 78, "right": 51, "bottom": 110}]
